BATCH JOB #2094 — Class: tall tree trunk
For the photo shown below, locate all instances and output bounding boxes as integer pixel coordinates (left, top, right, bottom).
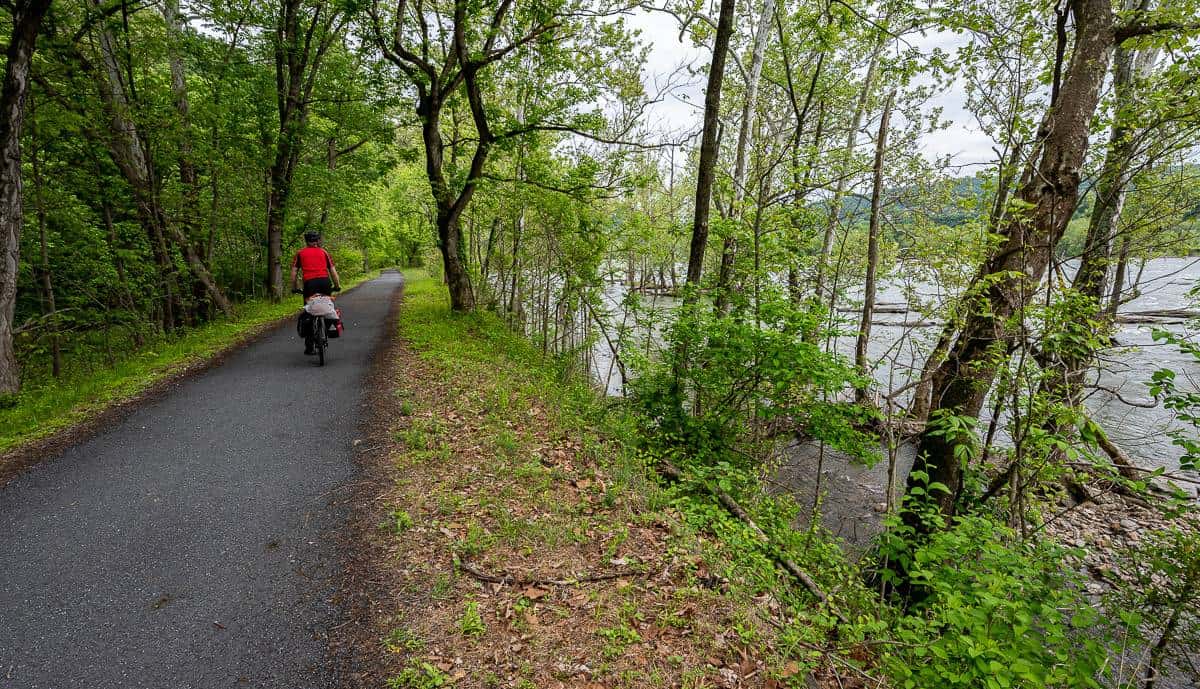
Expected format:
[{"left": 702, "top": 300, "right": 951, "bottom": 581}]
[
  {"left": 0, "top": 0, "right": 53, "bottom": 394},
  {"left": 713, "top": 0, "right": 775, "bottom": 313},
  {"left": 905, "top": 0, "right": 1116, "bottom": 521},
  {"left": 267, "top": 0, "right": 342, "bottom": 301},
  {"left": 482, "top": 216, "right": 499, "bottom": 285},
  {"left": 91, "top": 5, "right": 233, "bottom": 320},
  {"left": 419, "top": 95, "right": 476, "bottom": 312},
  {"left": 165, "top": 0, "right": 229, "bottom": 320},
  {"left": 266, "top": 116, "right": 302, "bottom": 301},
  {"left": 1034, "top": 3, "right": 1159, "bottom": 478},
  {"left": 854, "top": 90, "right": 894, "bottom": 403},
  {"left": 164, "top": 0, "right": 199, "bottom": 210},
  {"left": 1107, "top": 233, "right": 1133, "bottom": 316},
  {"left": 436, "top": 207, "right": 476, "bottom": 311},
  {"left": 911, "top": 142, "right": 1024, "bottom": 423},
  {"left": 91, "top": 0, "right": 179, "bottom": 329},
  {"left": 683, "top": 0, "right": 737, "bottom": 296},
  {"left": 1072, "top": 24, "right": 1157, "bottom": 305},
  {"left": 508, "top": 211, "right": 523, "bottom": 321}
]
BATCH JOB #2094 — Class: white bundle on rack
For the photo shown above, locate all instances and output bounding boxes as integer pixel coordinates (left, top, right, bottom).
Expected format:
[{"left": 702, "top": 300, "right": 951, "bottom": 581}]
[{"left": 304, "top": 295, "right": 338, "bottom": 318}]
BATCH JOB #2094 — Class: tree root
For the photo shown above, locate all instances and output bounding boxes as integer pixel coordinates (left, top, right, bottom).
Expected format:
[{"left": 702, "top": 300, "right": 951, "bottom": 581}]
[
  {"left": 657, "top": 459, "right": 849, "bottom": 625},
  {"left": 456, "top": 559, "right": 637, "bottom": 588}
]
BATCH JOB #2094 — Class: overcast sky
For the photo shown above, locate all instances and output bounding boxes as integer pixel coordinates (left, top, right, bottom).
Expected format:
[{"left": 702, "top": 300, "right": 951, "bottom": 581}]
[{"left": 626, "top": 9, "right": 999, "bottom": 169}]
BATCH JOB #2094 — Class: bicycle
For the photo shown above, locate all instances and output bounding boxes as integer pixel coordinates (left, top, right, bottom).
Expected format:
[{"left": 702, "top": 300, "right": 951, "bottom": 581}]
[{"left": 294, "top": 287, "right": 340, "bottom": 366}]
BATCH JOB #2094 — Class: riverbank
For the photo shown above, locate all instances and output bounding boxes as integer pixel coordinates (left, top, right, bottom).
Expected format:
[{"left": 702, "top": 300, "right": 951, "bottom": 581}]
[
  {"left": 0, "top": 270, "right": 380, "bottom": 482},
  {"left": 350, "top": 270, "right": 1190, "bottom": 688},
  {"left": 346, "top": 271, "right": 819, "bottom": 687}
]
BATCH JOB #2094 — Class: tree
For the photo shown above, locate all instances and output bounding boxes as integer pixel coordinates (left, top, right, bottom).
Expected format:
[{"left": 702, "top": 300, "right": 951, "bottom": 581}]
[
  {"left": 369, "top": 0, "right": 641, "bottom": 312},
  {"left": 265, "top": 0, "right": 349, "bottom": 301},
  {"left": 0, "top": 0, "right": 54, "bottom": 394},
  {"left": 683, "top": 0, "right": 737, "bottom": 296},
  {"left": 904, "top": 0, "right": 1199, "bottom": 522}
]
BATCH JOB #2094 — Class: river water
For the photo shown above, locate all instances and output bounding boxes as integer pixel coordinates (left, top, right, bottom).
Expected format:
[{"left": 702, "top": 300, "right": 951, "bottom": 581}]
[
  {"left": 590, "top": 257, "right": 1200, "bottom": 484},
  {"left": 582, "top": 258, "right": 1200, "bottom": 687}
]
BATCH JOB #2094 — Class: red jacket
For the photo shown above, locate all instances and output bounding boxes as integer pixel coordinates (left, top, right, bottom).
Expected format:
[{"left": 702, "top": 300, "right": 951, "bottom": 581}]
[{"left": 294, "top": 247, "right": 333, "bottom": 281}]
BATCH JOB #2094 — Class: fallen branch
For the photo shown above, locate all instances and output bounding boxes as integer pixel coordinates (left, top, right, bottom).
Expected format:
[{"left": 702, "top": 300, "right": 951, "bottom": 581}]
[
  {"left": 1087, "top": 419, "right": 1145, "bottom": 483},
  {"left": 457, "top": 558, "right": 637, "bottom": 587},
  {"left": 658, "top": 459, "right": 849, "bottom": 625}
]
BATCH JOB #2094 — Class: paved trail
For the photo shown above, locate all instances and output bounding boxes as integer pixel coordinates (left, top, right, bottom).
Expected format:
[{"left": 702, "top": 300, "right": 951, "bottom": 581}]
[{"left": 0, "top": 271, "right": 402, "bottom": 689}]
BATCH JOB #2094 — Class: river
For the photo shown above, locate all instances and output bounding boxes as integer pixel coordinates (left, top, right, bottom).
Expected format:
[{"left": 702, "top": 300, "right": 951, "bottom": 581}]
[
  {"left": 580, "top": 257, "right": 1200, "bottom": 687},
  {"left": 589, "top": 257, "right": 1200, "bottom": 485}
]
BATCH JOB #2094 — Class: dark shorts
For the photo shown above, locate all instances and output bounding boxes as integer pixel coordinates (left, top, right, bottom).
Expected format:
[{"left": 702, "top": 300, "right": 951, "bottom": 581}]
[{"left": 302, "top": 277, "right": 333, "bottom": 301}]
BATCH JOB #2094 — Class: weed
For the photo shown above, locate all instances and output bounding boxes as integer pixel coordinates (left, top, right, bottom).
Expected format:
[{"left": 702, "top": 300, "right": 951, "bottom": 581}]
[
  {"left": 430, "top": 572, "right": 455, "bottom": 601},
  {"left": 386, "top": 662, "right": 450, "bottom": 688},
  {"left": 385, "top": 509, "right": 414, "bottom": 534},
  {"left": 598, "top": 623, "right": 641, "bottom": 659},
  {"left": 493, "top": 428, "right": 520, "bottom": 457},
  {"left": 383, "top": 627, "right": 425, "bottom": 653},
  {"left": 459, "top": 600, "right": 486, "bottom": 637},
  {"left": 456, "top": 522, "right": 493, "bottom": 558}
]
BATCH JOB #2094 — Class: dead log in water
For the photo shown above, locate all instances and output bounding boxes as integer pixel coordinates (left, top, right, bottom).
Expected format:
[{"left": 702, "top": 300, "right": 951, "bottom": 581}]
[{"left": 1115, "top": 308, "right": 1200, "bottom": 324}]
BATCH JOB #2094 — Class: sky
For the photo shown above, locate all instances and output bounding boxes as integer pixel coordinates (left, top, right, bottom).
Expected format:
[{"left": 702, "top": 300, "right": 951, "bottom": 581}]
[{"left": 625, "top": 9, "right": 999, "bottom": 168}]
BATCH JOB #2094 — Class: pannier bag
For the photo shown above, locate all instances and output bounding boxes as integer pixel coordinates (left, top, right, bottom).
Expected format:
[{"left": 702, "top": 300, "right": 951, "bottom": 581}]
[
  {"left": 326, "top": 308, "right": 344, "bottom": 338},
  {"left": 297, "top": 311, "right": 313, "bottom": 338}
]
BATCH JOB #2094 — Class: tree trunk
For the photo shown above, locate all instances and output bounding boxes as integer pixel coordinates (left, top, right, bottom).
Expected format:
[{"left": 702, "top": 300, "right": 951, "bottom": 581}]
[
  {"left": 905, "top": 0, "right": 1116, "bottom": 520},
  {"left": 508, "top": 211, "right": 523, "bottom": 320},
  {"left": 911, "top": 142, "right": 1024, "bottom": 423},
  {"left": 854, "top": 90, "right": 894, "bottom": 403},
  {"left": 1072, "top": 28, "right": 1157, "bottom": 305},
  {"left": 91, "top": 5, "right": 233, "bottom": 320},
  {"left": 713, "top": 0, "right": 775, "bottom": 313},
  {"left": 683, "top": 0, "right": 737, "bottom": 296},
  {"left": 165, "top": 0, "right": 231, "bottom": 320},
  {"left": 1033, "top": 3, "right": 1159, "bottom": 482},
  {"left": 1108, "top": 233, "right": 1133, "bottom": 316},
  {"left": 266, "top": 113, "right": 303, "bottom": 301},
  {"left": 0, "top": 0, "right": 52, "bottom": 394},
  {"left": 266, "top": 0, "right": 342, "bottom": 301},
  {"left": 436, "top": 206, "right": 476, "bottom": 311}
]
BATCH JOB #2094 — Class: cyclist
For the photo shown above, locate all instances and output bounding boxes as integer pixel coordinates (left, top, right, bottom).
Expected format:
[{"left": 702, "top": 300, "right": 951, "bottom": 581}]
[{"left": 291, "top": 231, "right": 342, "bottom": 354}]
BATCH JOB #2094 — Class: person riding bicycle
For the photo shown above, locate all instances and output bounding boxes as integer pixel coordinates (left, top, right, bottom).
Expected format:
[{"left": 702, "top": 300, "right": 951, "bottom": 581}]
[{"left": 291, "top": 231, "right": 341, "bottom": 355}]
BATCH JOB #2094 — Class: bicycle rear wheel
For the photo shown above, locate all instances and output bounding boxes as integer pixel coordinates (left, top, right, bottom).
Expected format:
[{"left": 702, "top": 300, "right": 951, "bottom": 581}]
[{"left": 316, "top": 317, "right": 327, "bottom": 366}]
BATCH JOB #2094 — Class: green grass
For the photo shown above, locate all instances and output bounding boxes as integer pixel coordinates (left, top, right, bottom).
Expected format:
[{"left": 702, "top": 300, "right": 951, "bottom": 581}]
[{"left": 0, "top": 270, "right": 382, "bottom": 456}]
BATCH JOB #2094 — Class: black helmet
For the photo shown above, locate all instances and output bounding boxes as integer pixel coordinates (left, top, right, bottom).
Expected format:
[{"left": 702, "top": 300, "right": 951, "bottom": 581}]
[{"left": 303, "top": 231, "right": 320, "bottom": 243}]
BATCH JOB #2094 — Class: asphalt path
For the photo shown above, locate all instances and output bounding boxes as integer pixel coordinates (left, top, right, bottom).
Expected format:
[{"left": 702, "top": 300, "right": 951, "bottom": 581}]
[{"left": 0, "top": 270, "right": 403, "bottom": 688}]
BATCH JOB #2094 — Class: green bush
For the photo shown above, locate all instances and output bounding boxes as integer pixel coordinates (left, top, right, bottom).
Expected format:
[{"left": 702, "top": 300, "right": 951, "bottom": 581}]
[{"left": 877, "top": 514, "right": 1108, "bottom": 689}]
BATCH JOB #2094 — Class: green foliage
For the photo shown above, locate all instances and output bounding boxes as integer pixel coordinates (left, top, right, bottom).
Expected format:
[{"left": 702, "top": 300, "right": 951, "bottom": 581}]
[
  {"left": 876, "top": 514, "right": 1109, "bottom": 689},
  {"left": 386, "top": 509, "right": 415, "bottom": 534},
  {"left": 627, "top": 290, "right": 877, "bottom": 472},
  {"left": 458, "top": 600, "right": 486, "bottom": 638},
  {"left": 1150, "top": 329, "right": 1200, "bottom": 471},
  {"left": 386, "top": 662, "right": 451, "bottom": 689}
]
